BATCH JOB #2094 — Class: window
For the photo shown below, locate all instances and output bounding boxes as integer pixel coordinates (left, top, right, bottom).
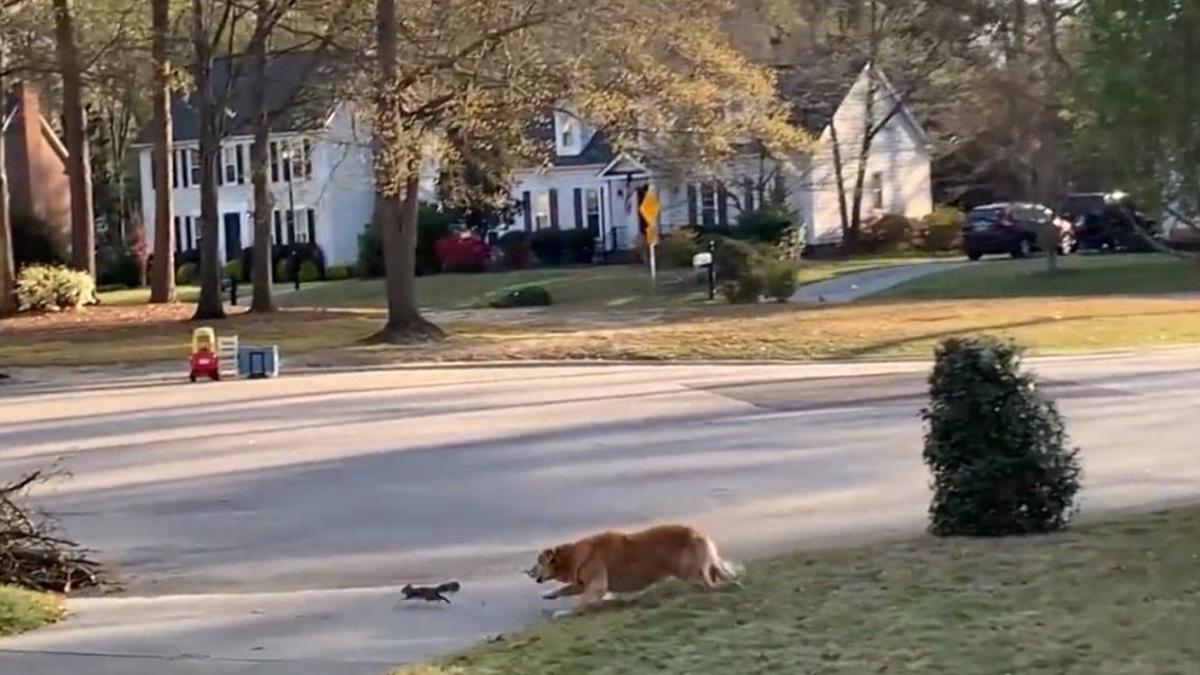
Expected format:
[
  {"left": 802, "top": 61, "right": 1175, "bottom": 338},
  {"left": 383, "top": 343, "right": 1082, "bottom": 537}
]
[
  {"left": 269, "top": 142, "right": 280, "bottom": 183},
  {"left": 189, "top": 150, "right": 201, "bottom": 187},
  {"left": 560, "top": 119, "right": 574, "bottom": 148},
  {"left": 870, "top": 171, "right": 884, "bottom": 210},
  {"left": 293, "top": 210, "right": 315, "bottom": 244},
  {"left": 699, "top": 183, "right": 717, "bottom": 227},
  {"left": 534, "top": 192, "right": 551, "bottom": 230},
  {"left": 223, "top": 145, "right": 244, "bottom": 185},
  {"left": 585, "top": 188, "right": 602, "bottom": 233}
]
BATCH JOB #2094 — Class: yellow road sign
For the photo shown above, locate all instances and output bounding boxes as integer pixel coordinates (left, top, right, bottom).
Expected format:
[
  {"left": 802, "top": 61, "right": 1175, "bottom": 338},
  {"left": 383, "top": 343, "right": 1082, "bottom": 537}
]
[{"left": 639, "top": 190, "right": 661, "bottom": 245}]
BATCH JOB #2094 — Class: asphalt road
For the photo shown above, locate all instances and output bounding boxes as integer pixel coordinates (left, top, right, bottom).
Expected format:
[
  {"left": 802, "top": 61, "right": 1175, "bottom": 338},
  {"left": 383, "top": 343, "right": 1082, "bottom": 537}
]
[{"left": 1, "top": 351, "right": 1199, "bottom": 674}]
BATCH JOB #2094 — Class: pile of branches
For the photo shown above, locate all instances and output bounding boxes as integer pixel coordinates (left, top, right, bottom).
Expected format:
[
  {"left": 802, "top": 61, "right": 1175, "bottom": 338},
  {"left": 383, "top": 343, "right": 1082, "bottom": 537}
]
[{"left": 1, "top": 469, "right": 101, "bottom": 593}]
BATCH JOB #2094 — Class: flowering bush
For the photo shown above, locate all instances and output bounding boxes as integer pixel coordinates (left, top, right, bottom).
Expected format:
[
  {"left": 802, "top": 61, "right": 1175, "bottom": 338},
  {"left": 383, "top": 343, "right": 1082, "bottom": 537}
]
[{"left": 435, "top": 233, "right": 492, "bottom": 273}]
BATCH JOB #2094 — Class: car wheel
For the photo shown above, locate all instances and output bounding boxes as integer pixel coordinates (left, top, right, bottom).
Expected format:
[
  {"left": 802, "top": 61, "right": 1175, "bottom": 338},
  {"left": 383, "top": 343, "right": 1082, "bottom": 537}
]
[
  {"left": 189, "top": 372, "right": 197, "bottom": 383},
  {"left": 1012, "top": 238, "right": 1033, "bottom": 259},
  {"left": 967, "top": 250, "right": 982, "bottom": 261}
]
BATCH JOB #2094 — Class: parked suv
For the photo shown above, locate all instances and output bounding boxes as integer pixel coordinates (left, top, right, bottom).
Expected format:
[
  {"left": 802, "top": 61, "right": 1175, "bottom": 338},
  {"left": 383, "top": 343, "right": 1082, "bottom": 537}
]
[
  {"left": 962, "top": 202, "right": 1073, "bottom": 261},
  {"left": 1059, "top": 192, "right": 1155, "bottom": 252}
]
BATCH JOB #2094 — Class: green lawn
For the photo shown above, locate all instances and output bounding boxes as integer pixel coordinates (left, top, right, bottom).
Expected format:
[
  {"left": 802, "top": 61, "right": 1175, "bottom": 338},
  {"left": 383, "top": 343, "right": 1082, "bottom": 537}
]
[
  {"left": 274, "top": 257, "right": 950, "bottom": 312},
  {"left": 279, "top": 266, "right": 706, "bottom": 311},
  {"left": 404, "top": 507, "right": 1200, "bottom": 675},
  {"left": 880, "top": 254, "right": 1200, "bottom": 300},
  {"left": 98, "top": 285, "right": 200, "bottom": 306},
  {"left": 0, "top": 586, "right": 62, "bottom": 637}
]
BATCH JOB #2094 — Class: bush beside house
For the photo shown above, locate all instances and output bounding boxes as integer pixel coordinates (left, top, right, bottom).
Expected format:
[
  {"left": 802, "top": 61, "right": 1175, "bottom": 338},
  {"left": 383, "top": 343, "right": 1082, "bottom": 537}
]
[
  {"left": 16, "top": 265, "right": 96, "bottom": 312},
  {"left": 435, "top": 233, "right": 491, "bottom": 273}
]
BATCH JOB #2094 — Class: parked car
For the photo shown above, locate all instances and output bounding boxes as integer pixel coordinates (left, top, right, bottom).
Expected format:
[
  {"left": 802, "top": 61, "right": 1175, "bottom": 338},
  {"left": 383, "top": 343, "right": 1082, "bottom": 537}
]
[
  {"left": 962, "top": 202, "right": 1073, "bottom": 261},
  {"left": 1059, "top": 192, "right": 1156, "bottom": 252}
]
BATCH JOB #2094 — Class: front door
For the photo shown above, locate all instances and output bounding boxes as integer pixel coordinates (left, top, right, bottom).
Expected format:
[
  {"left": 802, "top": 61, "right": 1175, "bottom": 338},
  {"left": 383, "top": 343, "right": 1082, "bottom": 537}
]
[{"left": 223, "top": 213, "right": 242, "bottom": 262}]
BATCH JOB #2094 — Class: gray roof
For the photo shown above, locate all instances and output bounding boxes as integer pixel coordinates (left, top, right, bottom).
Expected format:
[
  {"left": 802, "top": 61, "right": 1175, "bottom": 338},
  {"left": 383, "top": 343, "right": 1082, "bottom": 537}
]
[
  {"left": 526, "top": 116, "right": 616, "bottom": 167},
  {"left": 135, "top": 50, "right": 346, "bottom": 145}
]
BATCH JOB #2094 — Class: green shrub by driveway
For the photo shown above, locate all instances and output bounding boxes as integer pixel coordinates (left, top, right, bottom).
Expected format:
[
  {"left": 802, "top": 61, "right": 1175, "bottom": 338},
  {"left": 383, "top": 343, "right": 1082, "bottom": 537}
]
[
  {"left": 488, "top": 284, "right": 553, "bottom": 308},
  {"left": 0, "top": 586, "right": 62, "bottom": 637}
]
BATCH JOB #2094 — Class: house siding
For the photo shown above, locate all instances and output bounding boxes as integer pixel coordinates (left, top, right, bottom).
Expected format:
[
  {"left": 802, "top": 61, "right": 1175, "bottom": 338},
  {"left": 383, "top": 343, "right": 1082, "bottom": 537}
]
[
  {"left": 137, "top": 103, "right": 382, "bottom": 267},
  {"left": 806, "top": 68, "right": 933, "bottom": 246}
]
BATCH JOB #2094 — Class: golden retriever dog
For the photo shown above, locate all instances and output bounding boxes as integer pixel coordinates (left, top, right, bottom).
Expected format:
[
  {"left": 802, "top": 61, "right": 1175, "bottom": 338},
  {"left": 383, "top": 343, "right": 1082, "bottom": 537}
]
[{"left": 527, "top": 524, "right": 739, "bottom": 614}]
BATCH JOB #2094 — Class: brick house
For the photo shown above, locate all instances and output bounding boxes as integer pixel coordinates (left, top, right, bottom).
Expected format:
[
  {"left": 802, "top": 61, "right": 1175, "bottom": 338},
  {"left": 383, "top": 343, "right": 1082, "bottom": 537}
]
[{"left": 2, "top": 82, "right": 72, "bottom": 265}]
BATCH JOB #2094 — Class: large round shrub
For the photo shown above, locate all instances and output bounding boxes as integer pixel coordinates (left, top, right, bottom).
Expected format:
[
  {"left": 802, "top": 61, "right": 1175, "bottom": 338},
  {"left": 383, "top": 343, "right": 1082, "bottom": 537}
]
[
  {"left": 435, "top": 233, "right": 491, "bottom": 273},
  {"left": 563, "top": 229, "right": 596, "bottom": 264},
  {"left": 763, "top": 259, "right": 799, "bottom": 302},
  {"left": 863, "top": 214, "right": 913, "bottom": 253},
  {"left": 498, "top": 231, "right": 532, "bottom": 269},
  {"left": 357, "top": 223, "right": 384, "bottom": 277},
  {"left": 922, "top": 337, "right": 1082, "bottom": 537},
  {"left": 530, "top": 229, "right": 566, "bottom": 266},
  {"left": 176, "top": 262, "right": 199, "bottom": 286},
  {"left": 915, "top": 206, "right": 964, "bottom": 252},
  {"left": 298, "top": 260, "right": 321, "bottom": 283},
  {"left": 660, "top": 229, "right": 700, "bottom": 268},
  {"left": 736, "top": 206, "right": 794, "bottom": 244},
  {"left": 16, "top": 265, "right": 96, "bottom": 311}
]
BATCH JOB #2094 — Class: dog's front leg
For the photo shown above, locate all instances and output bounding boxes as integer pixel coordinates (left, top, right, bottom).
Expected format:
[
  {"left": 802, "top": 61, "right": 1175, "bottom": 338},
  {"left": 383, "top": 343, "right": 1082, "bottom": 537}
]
[
  {"left": 573, "top": 577, "right": 607, "bottom": 614},
  {"left": 543, "top": 583, "right": 583, "bottom": 600}
]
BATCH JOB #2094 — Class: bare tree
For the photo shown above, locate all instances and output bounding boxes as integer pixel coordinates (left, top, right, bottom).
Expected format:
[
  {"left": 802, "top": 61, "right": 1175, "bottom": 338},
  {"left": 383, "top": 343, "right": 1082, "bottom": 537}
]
[
  {"left": 149, "top": 0, "right": 175, "bottom": 303},
  {"left": 0, "top": 38, "right": 16, "bottom": 317},
  {"left": 51, "top": 0, "right": 96, "bottom": 278},
  {"left": 189, "top": 0, "right": 234, "bottom": 320}
]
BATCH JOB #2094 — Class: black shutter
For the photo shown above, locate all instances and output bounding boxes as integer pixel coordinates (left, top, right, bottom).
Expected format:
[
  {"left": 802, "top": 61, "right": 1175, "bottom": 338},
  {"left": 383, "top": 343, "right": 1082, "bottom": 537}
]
[
  {"left": 687, "top": 184, "right": 698, "bottom": 225},
  {"left": 573, "top": 188, "right": 583, "bottom": 229},
  {"left": 216, "top": 149, "right": 223, "bottom": 186},
  {"left": 236, "top": 144, "right": 246, "bottom": 184},
  {"left": 172, "top": 150, "right": 180, "bottom": 188},
  {"left": 522, "top": 191, "right": 532, "bottom": 232},
  {"left": 270, "top": 143, "right": 279, "bottom": 183},
  {"left": 174, "top": 216, "right": 181, "bottom": 253},
  {"left": 151, "top": 152, "right": 157, "bottom": 186},
  {"left": 549, "top": 189, "right": 560, "bottom": 229},
  {"left": 185, "top": 217, "right": 193, "bottom": 251},
  {"left": 717, "top": 184, "right": 729, "bottom": 227},
  {"left": 743, "top": 178, "right": 755, "bottom": 214},
  {"left": 273, "top": 211, "right": 282, "bottom": 244},
  {"left": 306, "top": 208, "right": 316, "bottom": 243}
]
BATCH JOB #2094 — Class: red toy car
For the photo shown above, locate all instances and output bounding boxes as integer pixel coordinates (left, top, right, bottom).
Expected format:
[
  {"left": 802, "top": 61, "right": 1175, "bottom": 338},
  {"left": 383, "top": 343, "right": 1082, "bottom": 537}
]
[{"left": 189, "top": 327, "right": 221, "bottom": 382}]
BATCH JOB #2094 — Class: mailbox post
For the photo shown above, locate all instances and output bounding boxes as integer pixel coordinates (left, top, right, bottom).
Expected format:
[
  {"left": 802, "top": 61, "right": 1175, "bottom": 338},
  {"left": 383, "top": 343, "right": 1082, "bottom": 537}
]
[{"left": 692, "top": 241, "right": 715, "bottom": 301}]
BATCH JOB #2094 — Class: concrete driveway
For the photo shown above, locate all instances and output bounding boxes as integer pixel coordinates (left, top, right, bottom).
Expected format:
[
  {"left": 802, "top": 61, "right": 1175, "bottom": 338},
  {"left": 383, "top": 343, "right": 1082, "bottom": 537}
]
[
  {"left": 791, "top": 261, "right": 965, "bottom": 304},
  {"left": 2, "top": 351, "right": 1199, "bottom": 674}
]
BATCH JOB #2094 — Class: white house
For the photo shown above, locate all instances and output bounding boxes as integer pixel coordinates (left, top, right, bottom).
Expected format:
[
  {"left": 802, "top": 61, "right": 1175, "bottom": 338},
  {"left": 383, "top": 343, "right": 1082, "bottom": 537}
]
[
  {"left": 133, "top": 52, "right": 427, "bottom": 268},
  {"left": 134, "top": 54, "right": 931, "bottom": 266},
  {"left": 505, "top": 64, "right": 933, "bottom": 253}
]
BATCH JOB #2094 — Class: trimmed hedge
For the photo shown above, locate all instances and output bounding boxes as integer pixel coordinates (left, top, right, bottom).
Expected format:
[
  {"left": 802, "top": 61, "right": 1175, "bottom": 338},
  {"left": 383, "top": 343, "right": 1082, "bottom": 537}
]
[
  {"left": 488, "top": 284, "right": 552, "bottom": 308},
  {"left": 176, "top": 263, "right": 198, "bottom": 286}
]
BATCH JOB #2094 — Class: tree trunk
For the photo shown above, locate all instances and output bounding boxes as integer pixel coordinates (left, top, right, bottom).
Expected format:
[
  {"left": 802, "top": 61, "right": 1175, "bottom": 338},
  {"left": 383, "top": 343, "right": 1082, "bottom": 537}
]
[
  {"left": 0, "top": 40, "right": 17, "bottom": 317},
  {"left": 52, "top": 0, "right": 95, "bottom": 279},
  {"left": 849, "top": 66, "right": 876, "bottom": 247},
  {"left": 250, "top": 0, "right": 275, "bottom": 313},
  {"left": 190, "top": 0, "right": 225, "bottom": 320},
  {"left": 149, "top": 0, "right": 176, "bottom": 303},
  {"left": 828, "top": 122, "right": 854, "bottom": 251},
  {"left": 371, "top": 0, "right": 442, "bottom": 342}
]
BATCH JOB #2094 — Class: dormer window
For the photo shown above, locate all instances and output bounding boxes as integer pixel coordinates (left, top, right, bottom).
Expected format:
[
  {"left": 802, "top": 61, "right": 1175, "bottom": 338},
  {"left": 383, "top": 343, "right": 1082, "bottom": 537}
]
[{"left": 560, "top": 119, "right": 574, "bottom": 148}]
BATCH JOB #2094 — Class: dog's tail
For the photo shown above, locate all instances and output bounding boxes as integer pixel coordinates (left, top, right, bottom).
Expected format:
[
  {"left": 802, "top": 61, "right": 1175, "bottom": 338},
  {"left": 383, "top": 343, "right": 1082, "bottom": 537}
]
[{"left": 705, "top": 538, "right": 744, "bottom": 588}]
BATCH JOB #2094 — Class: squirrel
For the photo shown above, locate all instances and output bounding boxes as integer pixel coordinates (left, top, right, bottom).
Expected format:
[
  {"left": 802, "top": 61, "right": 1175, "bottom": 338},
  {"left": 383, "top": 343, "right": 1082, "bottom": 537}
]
[{"left": 401, "top": 581, "right": 461, "bottom": 604}]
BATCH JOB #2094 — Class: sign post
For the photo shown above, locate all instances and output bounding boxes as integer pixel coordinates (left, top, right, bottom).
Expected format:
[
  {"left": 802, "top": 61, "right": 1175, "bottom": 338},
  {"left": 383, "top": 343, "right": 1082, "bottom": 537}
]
[{"left": 639, "top": 189, "right": 661, "bottom": 284}]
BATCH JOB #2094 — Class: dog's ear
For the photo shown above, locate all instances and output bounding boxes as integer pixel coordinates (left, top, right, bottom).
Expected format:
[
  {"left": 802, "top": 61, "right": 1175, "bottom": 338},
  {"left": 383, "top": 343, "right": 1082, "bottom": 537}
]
[{"left": 539, "top": 547, "right": 555, "bottom": 562}]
